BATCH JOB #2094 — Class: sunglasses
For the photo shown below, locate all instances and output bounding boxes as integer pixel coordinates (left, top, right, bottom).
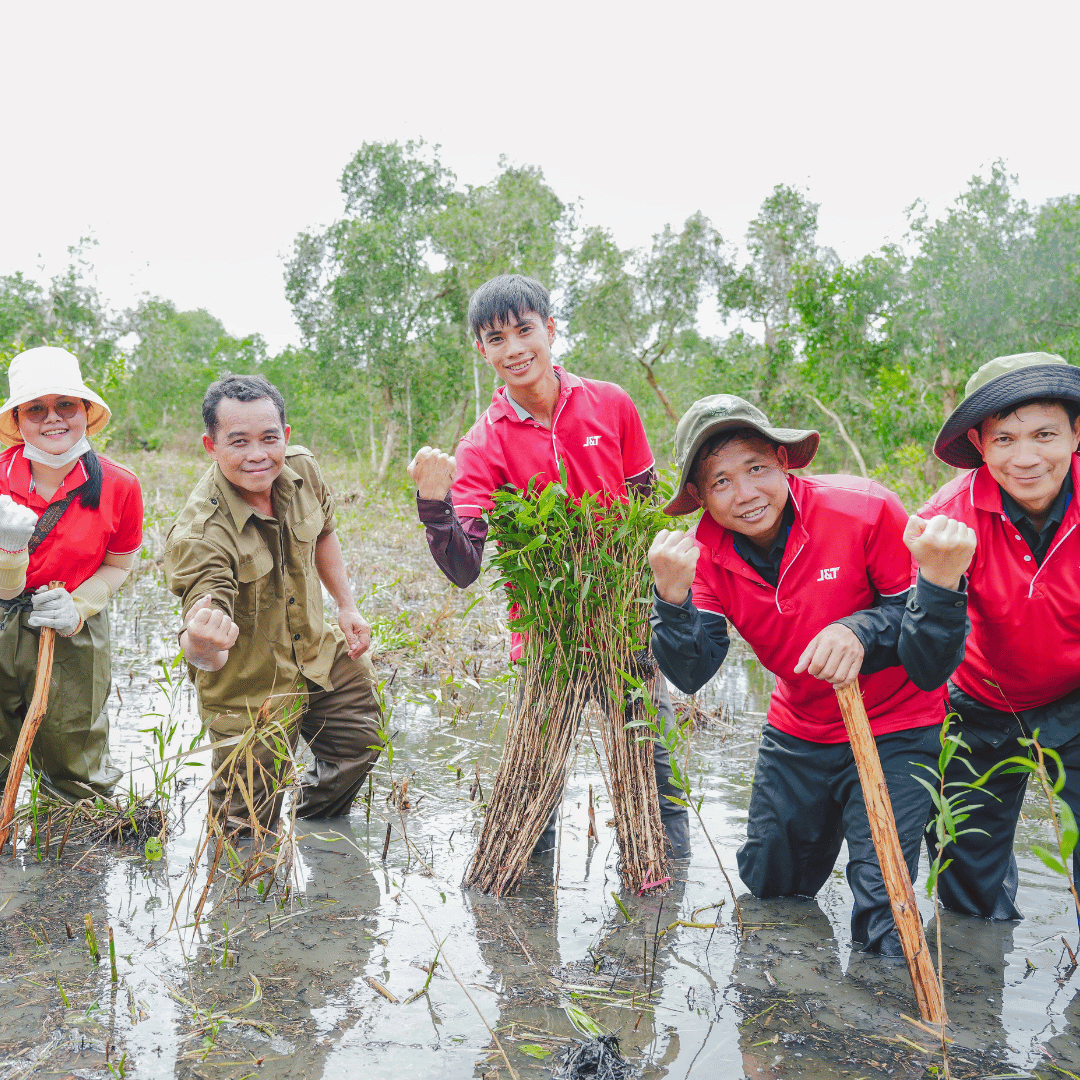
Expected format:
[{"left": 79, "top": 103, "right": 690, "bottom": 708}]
[{"left": 15, "top": 399, "right": 86, "bottom": 423}]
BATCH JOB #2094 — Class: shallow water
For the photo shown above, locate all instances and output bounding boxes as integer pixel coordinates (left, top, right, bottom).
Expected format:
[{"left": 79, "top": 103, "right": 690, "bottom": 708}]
[{"left": 0, "top": 569, "right": 1078, "bottom": 1080}]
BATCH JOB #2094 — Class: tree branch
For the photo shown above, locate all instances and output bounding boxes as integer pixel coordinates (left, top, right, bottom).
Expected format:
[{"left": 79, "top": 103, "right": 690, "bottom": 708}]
[{"left": 807, "top": 394, "right": 868, "bottom": 478}]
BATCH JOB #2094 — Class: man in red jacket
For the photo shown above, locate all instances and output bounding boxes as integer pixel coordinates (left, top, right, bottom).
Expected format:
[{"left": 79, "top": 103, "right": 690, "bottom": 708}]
[
  {"left": 905, "top": 352, "right": 1080, "bottom": 922},
  {"left": 407, "top": 273, "right": 689, "bottom": 859},
  {"left": 648, "top": 394, "right": 975, "bottom": 954}
]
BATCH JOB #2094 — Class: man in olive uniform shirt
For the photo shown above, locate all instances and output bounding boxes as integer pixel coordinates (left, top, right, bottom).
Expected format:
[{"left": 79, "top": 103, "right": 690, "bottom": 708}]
[{"left": 165, "top": 374, "right": 382, "bottom": 829}]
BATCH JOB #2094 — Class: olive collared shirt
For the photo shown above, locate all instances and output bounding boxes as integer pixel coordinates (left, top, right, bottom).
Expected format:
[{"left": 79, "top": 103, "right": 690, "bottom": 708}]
[{"left": 164, "top": 445, "right": 342, "bottom": 731}]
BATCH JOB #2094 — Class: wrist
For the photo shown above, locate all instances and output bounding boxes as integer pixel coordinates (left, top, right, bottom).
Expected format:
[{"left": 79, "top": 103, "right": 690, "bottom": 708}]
[
  {"left": 655, "top": 582, "right": 691, "bottom": 606},
  {"left": 917, "top": 567, "right": 962, "bottom": 591}
]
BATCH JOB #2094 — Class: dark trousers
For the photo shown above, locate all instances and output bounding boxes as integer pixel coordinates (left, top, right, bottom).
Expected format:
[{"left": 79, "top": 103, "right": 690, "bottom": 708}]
[
  {"left": 737, "top": 722, "right": 940, "bottom": 955},
  {"left": 930, "top": 722, "right": 1080, "bottom": 923}
]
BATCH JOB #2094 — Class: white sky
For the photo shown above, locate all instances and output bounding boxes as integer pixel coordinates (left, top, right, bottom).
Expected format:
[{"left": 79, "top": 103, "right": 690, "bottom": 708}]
[{"left": 3, "top": 0, "right": 1077, "bottom": 352}]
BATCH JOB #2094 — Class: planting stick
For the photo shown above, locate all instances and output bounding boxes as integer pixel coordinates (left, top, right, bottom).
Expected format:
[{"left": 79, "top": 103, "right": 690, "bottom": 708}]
[
  {"left": 0, "top": 580, "right": 63, "bottom": 851},
  {"left": 834, "top": 683, "right": 946, "bottom": 1025}
]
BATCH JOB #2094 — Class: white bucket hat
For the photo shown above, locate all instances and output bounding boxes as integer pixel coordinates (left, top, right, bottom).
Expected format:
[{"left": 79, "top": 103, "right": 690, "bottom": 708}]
[{"left": 0, "top": 347, "right": 111, "bottom": 447}]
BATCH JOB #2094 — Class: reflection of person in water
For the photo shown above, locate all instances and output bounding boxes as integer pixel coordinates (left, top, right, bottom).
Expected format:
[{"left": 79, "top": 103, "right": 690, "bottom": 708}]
[
  {"left": 464, "top": 868, "right": 690, "bottom": 1070},
  {"left": 734, "top": 901, "right": 1017, "bottom": 1074}
]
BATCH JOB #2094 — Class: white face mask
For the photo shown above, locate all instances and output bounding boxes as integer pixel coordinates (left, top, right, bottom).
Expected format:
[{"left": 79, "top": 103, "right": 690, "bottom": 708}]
[{"left": 21, "top": 436, "right": 92, "bottom": 470}]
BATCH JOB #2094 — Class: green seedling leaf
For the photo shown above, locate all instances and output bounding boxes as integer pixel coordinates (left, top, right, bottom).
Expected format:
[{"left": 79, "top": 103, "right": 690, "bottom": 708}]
[
  {"left": 143, "top": 838, "right": 163, "bottom": 862},
  {"left": 518, "top": 1045, "right": 551, "bottom": 1060},
  {"left": 1031, "top": 844, "right": 1069, "bottom": 876},
  {"left": 564, "top": 1003, "right": 603, "bottom": 1038},
  {"left": 611, "top": 891, "right": 632, "bottom": 922},
  {"left": 1058, "top": 801, "right": 1079, "bottom": 859}
]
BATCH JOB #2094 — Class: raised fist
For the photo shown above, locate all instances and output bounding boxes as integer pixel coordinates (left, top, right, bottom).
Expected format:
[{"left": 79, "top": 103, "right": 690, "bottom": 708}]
[
  {"left": 0, "top": 495, "right": 37, "bottom": 553},
  {"left": 407, "top": 446, "right": 456, "bottom": 501},
  {"left": 903, "top": 514, "right": 977, "bottom": 591},
  {"left": 648, "top": 529, "right": 700, "bottom": 606},
  {"left": 181, "top": 595, "right": 240, "bottom": 672}
]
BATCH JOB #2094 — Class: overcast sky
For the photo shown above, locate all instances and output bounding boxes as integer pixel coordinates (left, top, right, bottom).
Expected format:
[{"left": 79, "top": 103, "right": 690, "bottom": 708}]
[{"left": 3, "top": 0, "right": 1077, "bottom": 352}]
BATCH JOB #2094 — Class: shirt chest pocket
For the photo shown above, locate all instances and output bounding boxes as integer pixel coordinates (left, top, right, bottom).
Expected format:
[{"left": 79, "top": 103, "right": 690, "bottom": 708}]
[
  {"left": 291, "top": 508, "right": 324, "bottom": 565},
  {"left": 234, "top": 547, "right": 274, "bottom": 620}
]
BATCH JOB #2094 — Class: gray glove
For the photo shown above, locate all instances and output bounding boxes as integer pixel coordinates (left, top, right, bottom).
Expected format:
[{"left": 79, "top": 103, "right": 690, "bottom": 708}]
[
  {"left": 28, "top": 587, "right": 81, "bottom": 637},
  {"left": 0, "top": 494, "right": 37, "bottom": 552}
]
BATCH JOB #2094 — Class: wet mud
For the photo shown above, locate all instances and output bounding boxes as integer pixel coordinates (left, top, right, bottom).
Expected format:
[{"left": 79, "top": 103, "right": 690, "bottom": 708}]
[{"left": 1, "top": 492, "right": 1078, "bottom": 1079}]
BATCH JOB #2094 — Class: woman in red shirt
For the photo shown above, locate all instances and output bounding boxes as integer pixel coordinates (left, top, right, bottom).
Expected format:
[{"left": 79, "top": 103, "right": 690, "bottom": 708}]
[{"left": 0, "top": 347, "right": 143, "bottom": 801}]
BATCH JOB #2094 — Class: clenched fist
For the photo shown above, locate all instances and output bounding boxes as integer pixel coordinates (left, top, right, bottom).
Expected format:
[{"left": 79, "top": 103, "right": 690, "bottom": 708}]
[
  {"left": 0, "top": 494, "right": 37, "bottom": 553},
  {"left": 181, "top": 595, "right": 240, "bottom": 672},
  {"left": 903, "top": 514, "right": 977, "bottom": 591},
  {"left": 407, "top": 446, "right": 456, "bottom": 501},
  {"left": 648, "top": 529, "right": 699, "bottom": 606}
]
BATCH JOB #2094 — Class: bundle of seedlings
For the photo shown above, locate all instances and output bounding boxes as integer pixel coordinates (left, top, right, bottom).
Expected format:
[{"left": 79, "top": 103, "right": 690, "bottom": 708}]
[{"left": 464, "top": 477, "right": 671, "bottom": 896}]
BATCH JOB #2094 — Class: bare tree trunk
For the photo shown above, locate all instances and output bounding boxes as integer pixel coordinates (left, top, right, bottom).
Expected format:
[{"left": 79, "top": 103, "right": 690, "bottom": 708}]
[
  {"left": 375, "top": 419, "right": 398, "bottom": 485},
  {"left": 808, "top": 394, "right": 868, "bottom": 478},
  {"left": 405, "top": 373, "right": 413, "bottom": 464},
  {"left": 637, "top": 359, "right": 680, "bottom": 422},
  {"left": 451, "top": 395, "right": 470, "bottom": 448},
  {"left": 367, "top": 377, "right": 377, "bottom": 468}
]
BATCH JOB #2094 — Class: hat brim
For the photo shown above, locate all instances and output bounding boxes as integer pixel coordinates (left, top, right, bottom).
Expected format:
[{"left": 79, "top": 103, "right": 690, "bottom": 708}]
[
  {"left": 662, "top": 419, "right": 820, "bottom": 516},
  {"left": 934, "top": 365, "right": 1080, "bottom": 469},
  {"left": 0, "top": 388, "right": 111, "bottom": 448}
]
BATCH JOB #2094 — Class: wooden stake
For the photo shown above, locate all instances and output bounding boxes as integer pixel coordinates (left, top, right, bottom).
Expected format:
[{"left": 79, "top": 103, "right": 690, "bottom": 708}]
[
  {"left": 0, "top": 581, "right": 62, "bottom": 852},
  {"left": 835, "top": 683, "right": 947, "bottom": 1025}
]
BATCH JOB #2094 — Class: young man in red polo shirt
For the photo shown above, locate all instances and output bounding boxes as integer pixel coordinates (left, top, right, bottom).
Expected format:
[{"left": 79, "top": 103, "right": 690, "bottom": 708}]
[
  {"left": 900, "top": 352, "right": 1080, "bottom": 923},
  {"left": 407, "top": 273, "right": 690, "bottom": 858},
  {"left": 647, "top": 394, "right": 975, "bottom": 954}
]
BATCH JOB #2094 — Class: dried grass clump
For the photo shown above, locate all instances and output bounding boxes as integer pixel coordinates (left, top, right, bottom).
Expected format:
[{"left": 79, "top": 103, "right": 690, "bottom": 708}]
[{"left": 464, "top": 479, "right": 671, "bottom": 896}]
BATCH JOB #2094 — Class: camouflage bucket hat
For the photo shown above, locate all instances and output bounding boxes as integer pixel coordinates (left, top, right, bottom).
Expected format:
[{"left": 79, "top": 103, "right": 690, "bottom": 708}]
[
  {"left": 933, "top": 352, "right": 1080, "bottom": 469},
  {"left": 662, "top": 394, "right": 819, "bottom": 516}
]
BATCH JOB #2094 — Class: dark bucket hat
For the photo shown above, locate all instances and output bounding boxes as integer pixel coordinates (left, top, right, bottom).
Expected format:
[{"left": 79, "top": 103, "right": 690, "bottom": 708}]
[
  {"left": 663, "top": 394, "right": 819, "bottom": 516},
  {"left": 934, "top": 352, "right": 1080, "bottom": 469}
]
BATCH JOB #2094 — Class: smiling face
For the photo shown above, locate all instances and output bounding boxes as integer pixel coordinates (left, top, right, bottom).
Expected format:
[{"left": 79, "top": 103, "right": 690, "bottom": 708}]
[
  {"left": 687, "top": 435, "right": 791, "bottom": 550},
  {"left": 202, "top": 396, "right": 291, "bottom": 507},
  {"left": 475, "top": 311, "right": 557, "bottom": 396},
  {"left": 968, "top": 402, "right": 1080, "bottom": 522},
  {"left": 17, "top": 395, "right": 89, "bottom": 456}
]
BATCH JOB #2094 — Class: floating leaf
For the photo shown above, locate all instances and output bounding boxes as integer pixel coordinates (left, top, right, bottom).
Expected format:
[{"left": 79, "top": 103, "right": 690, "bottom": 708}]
[
  {"left": 518, "top": 1044, "right": 551, "bottom": 1060},
  {"left": 143, "top": 837, "right": 163, "bottom": 862}
]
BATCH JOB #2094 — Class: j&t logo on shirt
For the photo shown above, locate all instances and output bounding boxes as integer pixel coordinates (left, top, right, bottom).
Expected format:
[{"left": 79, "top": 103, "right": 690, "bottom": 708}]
[
  {"left": 583, "top": 435, "right": 601, "bottom": 447},
  {"left": 817, "top": 567, "right": 839, "bottom": 582}
]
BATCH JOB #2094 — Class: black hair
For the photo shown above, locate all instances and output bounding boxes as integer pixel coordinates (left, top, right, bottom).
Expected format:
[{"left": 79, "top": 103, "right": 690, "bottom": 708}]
[
  {"left": 202, "top": 374, "right": 287, "bottom": 438},
  {"left": 690, "top": 428, "right": 781, "bottom": 489},
  {"left": 468, "top": 274, "right": 551, "bottom": 342},
  {"left": 78, "top": 448, "right": 102, "bottom": 510},
  {"left": 985, "top": 396, "right": 1080, "bottom": 429}
]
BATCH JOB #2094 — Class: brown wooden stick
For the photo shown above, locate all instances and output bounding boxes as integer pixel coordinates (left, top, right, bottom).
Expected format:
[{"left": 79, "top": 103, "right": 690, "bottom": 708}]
[
  {"left": 0, "top": 580, "right": 63, "bottom": 851},
  {"left": 834, "top": 682, "right": 947, "bottom": 1026}
]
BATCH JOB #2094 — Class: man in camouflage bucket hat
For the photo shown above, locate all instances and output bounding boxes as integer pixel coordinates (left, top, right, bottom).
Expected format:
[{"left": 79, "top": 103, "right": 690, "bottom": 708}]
[
  {"left": 648, "top": 393, "right": 976, "bottom": 955},
  {"left": 901, "top": 352, "right": 1080, "bottom": 927}
]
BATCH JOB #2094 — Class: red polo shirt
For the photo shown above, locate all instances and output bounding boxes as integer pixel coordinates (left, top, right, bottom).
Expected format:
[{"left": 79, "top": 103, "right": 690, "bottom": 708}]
[
  {"left": 451, "top": 367, "right": 654, "bottom": 517},
  {"left": 453, "top": 367, "right": 654, "bottom": 660},
  {"left": 0, "top": 446, "right": 143, "bottom": 592},
  {"left": 691, "top": 473, "right": 943, "bottom": 742},
  {"left": 917, "top": 454, "right": 1080, "bottom": 712}
]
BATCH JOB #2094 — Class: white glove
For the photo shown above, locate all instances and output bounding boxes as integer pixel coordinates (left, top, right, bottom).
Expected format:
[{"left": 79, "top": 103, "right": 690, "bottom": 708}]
[
  {"left": 0, "top": 495, "right": 37, "bottom": 553},
  {"left": 28, "top": 586, "right": 81, "bottom": 637}
]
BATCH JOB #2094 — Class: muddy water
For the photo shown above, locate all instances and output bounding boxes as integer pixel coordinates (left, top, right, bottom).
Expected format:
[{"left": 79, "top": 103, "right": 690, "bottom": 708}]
[{"left": 0, "top": 569, "right": 1078, "bottom": 1079}]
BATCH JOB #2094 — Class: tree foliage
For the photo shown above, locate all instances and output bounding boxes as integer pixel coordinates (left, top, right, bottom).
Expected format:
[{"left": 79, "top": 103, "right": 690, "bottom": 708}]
[{"left": 1, "top": 154, "right": 1077, "bottom": 509}]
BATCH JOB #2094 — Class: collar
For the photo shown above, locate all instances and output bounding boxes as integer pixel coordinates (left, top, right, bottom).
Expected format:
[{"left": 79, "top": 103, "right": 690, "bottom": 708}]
[
  {"left": 4, "top": 445, "right": 88, "bottom": 503},
  {"left": 486, "top": 366, "right": 580, "bottom": 425},
  {"left": 213, "top": 460, "right": 304, "bottom": 531},
  {"left": 1000, "top": 468, "right": 1073, "bottom": 532},
  {"left": 971, "top": 453, "right": 1080, "bottom": 518}
]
